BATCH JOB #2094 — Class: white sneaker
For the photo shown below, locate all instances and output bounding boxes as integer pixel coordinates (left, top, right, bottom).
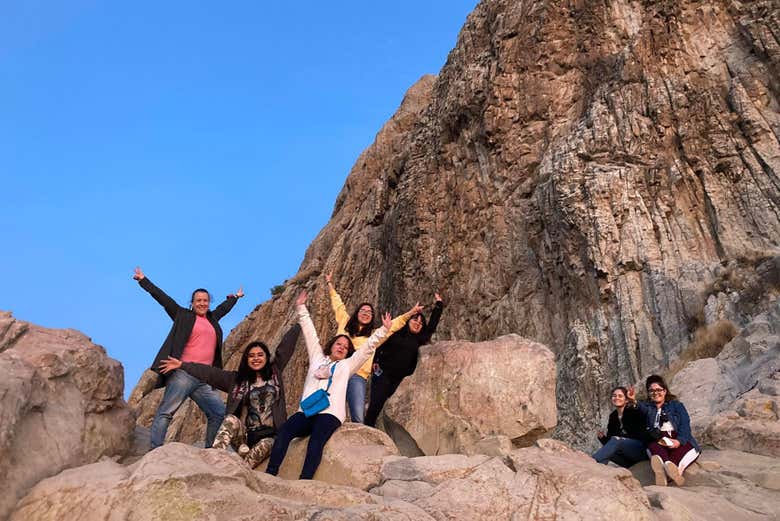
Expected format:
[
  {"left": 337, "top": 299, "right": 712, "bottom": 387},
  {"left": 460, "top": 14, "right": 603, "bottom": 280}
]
[
  {"left": 650, "top": 455, "right": 667, "bottom": 486},
  {"left": 664, "top": 461, "right": 685, "bottom": 486}
]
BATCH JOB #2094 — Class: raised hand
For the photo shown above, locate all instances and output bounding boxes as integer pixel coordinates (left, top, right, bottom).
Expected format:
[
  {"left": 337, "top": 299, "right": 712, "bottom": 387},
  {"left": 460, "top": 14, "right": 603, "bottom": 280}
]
[
  {"left": 295, "top": 290, "right": 308, "bottom": 306},
  {"left": 382, "top": 311, "right": 392, "bottom": 330},
  {"left": 235, "top": 286, "right": 244, "bottom": 298},
  {"left": 159, "top": 356, "right": 182, "bottom": 374},
  {"left": 408, "top": 302, "right": 424, "bottom": 316},
  {"left": 325, "top": 272, "right": 333, "bottom": 284},
  {"left": 133, "top": 266, "right": 145, "bottom": 280},
  {"left": 434, "top": 293, "right": 443, "bottom": 302},
  {"left": 626, "top": 386, "right": 636, "bottom": 401}
]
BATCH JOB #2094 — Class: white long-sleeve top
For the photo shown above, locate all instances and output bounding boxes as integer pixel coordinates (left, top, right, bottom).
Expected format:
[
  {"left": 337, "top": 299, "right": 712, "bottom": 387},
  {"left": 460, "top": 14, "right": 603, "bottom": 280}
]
[{"left": 296, "top": 304, "right": 388, "bottom": 423}]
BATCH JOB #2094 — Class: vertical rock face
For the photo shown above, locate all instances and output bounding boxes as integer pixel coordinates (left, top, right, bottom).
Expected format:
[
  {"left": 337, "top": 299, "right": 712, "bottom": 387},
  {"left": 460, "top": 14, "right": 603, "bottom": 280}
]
[
  {"left": 0, "top": 311, "right": 135, "bottom": 520},
  {"left": 132, "top": 1, "right": 780, "bottom": 445}
]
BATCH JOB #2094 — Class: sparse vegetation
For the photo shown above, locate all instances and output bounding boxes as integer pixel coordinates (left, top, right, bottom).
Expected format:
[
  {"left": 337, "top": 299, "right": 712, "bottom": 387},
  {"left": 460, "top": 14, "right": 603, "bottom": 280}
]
[
  {"left": 270, "top": 284, "right": 285, "bottom": 297},
  {"left": 665, "top": 320, "right": 738, "bottom": 382}
]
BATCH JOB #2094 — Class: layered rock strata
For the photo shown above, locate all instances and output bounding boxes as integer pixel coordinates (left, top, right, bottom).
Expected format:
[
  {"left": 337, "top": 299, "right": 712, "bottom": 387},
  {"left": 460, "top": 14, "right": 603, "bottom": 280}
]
[{"left": 130, "top": 1, "right": 780, "bottom": 448}]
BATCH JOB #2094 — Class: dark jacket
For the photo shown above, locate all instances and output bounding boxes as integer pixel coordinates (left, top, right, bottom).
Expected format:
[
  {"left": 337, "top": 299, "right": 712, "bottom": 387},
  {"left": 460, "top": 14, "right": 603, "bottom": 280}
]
[
  {"left": 373, "top": 301, "right": 443, "bottom": 379},
  {"left": 181, "top": 324, "right": 301, "bottom": 430},
  {"left": 598, "top": 406, "right": 646, "bottom": 445},
  {"left": 139, "top": 277, "right": 238, "bottom": 388},
  {"left": 636, "top": 399, "right": 701, "bottom": 451}
]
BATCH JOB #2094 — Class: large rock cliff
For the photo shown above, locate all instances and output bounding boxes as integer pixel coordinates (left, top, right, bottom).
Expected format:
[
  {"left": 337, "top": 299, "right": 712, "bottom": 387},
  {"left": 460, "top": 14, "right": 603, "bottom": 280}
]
[{"left": 132, "top": 0, "right": 780, "bottom": 446}]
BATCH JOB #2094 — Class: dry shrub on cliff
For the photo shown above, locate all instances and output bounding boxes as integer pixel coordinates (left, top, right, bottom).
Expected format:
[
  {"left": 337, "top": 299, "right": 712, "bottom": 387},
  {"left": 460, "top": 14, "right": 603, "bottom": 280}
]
[{"left": 666, "top": 320, "right": 738, "bottom": 382}]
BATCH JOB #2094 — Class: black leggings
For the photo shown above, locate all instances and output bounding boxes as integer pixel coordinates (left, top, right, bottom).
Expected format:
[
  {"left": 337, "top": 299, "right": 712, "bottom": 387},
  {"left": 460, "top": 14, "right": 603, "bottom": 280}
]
[
  {"left": 265, "top": 412, "right": 341, "bottom": 479},
  {"left": 364, "top": 372, "right": 404, "bottom": 427}
]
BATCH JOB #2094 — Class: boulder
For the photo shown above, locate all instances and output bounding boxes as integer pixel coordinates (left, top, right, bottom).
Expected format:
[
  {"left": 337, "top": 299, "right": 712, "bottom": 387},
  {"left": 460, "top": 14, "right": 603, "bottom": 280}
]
[
  {"left": 11, "top": 443, "right": 433, "bottom": 521},
  {"left": 255, "top": 422, "right": 400, "bottom": 490},
  {"left": 0, "top": 311, "right": 135, "bottom": 520},
  {"left": 375, "top": 439, "right": 654, "bottom": 521},
  {"left": 674, "top": 303, "right": 780, "bottom": 457},
  {"left": 383, "top": 334, "right": 556, "bottom": 456}
]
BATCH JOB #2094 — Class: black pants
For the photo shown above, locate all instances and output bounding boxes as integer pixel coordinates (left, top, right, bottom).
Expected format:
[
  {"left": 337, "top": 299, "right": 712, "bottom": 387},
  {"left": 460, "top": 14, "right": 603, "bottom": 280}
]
[
  {"left": 364, "top": 372, "right": 404, "bottom": 427},
  {"left": 265, "top": 411, "right": 341, "bottom": 479}
]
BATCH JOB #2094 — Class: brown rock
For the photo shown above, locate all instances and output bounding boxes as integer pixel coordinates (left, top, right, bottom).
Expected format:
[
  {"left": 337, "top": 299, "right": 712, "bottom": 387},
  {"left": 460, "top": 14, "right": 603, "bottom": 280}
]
[
  {"left": 119, "top": 0, "right": 780, "bottom": 451},
  {"left": 383, "top": 334, "right": 556, "bottom": 455},
  {"left": 255, "top": 422, "right": 400, "bottom": 490},
  {"left": 0, "top": 311, "right": 135, "bottom": 520},
  {"left": 11, "top": 443, "right": 434, "bottom": 521}
]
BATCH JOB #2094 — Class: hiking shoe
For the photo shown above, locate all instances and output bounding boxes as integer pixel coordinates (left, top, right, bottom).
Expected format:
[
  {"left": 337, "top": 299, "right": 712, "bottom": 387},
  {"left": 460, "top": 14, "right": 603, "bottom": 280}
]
[
  {"left": 650, "top": 455, "right": 667, "bottom": 486},
  {"left": 665, "top": 461, "right": 685, "bottom": 486}
]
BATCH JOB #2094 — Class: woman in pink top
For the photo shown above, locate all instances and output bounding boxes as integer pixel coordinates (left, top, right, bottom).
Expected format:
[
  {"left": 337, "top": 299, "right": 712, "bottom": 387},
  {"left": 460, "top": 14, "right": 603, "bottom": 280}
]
[{"left": 133, "top": 266, "right": 243, "bottom": 449}]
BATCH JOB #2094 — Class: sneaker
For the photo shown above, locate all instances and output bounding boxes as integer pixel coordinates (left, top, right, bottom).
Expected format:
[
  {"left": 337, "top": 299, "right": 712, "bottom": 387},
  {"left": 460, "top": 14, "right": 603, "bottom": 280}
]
[
  {"left": 664, "top": 461, "right": 685, "bottom": 486},
  {"left": 237, "top": 444, "right": 250, "bottom": 458},
  {"left": 650, "top": 455, "right": 667, "bottom": 486}
]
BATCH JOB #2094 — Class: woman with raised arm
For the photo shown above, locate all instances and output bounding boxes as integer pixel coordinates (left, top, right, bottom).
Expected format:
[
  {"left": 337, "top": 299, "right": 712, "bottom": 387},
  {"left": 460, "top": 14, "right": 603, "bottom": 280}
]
[
  {"left": 158, "top": 324, "right": 300, "bottom": 468},
  {"left": 364, "top": 293, "right": 444, "bottom": 427},
  {"left": 265, "top": 290, "right": 422, "bottom": 480},
  {"left": 324, "top": 273, "right": 415, "bottom": 423},
  {"left": 591, "top": 386, "right": 647, "bottom": 468},
  {"left": 133, "top": 266, "right": 243, "bottom": 449},
  {"left": 628, "top": 375, "right": 700, "bottom": 486}
]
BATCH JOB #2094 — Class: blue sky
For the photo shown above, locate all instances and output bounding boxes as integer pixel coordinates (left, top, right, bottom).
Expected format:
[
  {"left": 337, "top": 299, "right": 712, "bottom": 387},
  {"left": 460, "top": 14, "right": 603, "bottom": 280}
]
[{"left": 1, "top": 1, "right": 479, "bottom": 397}]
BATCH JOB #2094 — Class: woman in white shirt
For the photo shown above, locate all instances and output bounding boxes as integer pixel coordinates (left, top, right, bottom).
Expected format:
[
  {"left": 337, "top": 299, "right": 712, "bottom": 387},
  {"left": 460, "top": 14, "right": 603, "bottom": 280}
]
[{"left": 265, "top": 290, "right": 420, "bottom": 479}]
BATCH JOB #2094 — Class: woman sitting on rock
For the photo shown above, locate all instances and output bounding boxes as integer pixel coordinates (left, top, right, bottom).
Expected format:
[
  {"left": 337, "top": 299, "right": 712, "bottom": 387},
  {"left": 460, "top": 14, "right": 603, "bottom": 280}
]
[
  {"left": 591, "top": 386, "right": 647, "bottom": 467},
  {"left": 628, "top": 375, "right": 700, "bottom": 486},
  {"left": 364, "top": 293, "right": 444, "bottom": 427},
  {"left": 265, "top": 290, "right": 422, "bottom": 479},
  {"left": 158, "top": 324, "right": 301, "bottom": 468},
  {"left": 324, "top": 273, "right": 415, "bottom": 423}
]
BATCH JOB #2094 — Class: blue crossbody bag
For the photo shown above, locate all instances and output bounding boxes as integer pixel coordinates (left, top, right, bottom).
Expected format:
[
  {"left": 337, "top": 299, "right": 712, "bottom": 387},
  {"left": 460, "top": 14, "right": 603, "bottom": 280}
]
[{"left": 300, "top": 363, "right": 337, "bottom": 417}]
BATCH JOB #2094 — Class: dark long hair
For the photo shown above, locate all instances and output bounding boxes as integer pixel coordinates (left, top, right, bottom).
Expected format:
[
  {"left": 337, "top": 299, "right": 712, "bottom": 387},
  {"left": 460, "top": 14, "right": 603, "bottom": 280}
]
[
  {"left": 645, "top": 374, "right": 677, "bottom": 402},
  {"left": 345, "top": 302, "right": 376, "bottom": 337},
  {"left": 398, "top": 312, "right": 433, "bottom": 344},
  {"left": 236, "top": 341, "right": 273, "bottom": 384},
  {"left": 323, "top": 334, "right": 355, "bottom": 358}
]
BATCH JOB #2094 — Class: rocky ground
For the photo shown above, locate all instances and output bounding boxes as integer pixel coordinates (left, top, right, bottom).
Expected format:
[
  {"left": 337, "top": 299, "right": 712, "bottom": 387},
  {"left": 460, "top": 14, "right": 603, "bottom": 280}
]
[{"left": 3, "top": 303, "right": 778, "bottom": 520}]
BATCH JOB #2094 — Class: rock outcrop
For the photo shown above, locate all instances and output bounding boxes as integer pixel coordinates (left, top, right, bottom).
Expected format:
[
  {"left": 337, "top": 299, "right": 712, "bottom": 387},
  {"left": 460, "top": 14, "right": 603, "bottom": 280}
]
[
  {"left": 0, "top": 311, "right": 135, "bottom": 520},
  {"left": 130, "top": 0, "right": 780, "bottom": 447},
  {"left": 383, "top": 334, "right": 556, "bottom": 455},
  {"left": 255, "top": 423, "right": 400, "bottom": 490},
  {"left": 13, "top": 440, "right": 661, "bottom": 521}
]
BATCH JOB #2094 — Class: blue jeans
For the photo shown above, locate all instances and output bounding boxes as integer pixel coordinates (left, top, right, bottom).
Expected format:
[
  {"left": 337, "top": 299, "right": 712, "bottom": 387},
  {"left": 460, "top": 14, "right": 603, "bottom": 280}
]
[
  {"left": 592, "top": 437, "right": 647, "bottom": 468},
  {"left": 346, "top": 374, "right": 367, "bottom": 423},
  {"left": 150, "top": 369, "right": 226, "bottom": 449},
  {"left": 265, "top": 411, "right": 341, "bottom": 479}
]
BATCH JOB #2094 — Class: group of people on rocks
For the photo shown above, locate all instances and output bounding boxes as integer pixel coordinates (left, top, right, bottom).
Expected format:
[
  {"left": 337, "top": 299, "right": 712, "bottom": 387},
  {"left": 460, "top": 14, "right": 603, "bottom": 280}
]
[
  {"left": 591, "top": 377, "right": 700, "bottom": 487},
  {"left": 133, "top": 267, "right": 443, "bottom": 478},
  {"left": 133, "top": 267, "right": 700, "bottom": 484}
]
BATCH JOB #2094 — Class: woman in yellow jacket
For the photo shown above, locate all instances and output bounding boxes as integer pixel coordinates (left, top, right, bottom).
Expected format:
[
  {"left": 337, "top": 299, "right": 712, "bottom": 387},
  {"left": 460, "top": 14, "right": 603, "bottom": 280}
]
[{"left": 325, "top": 273, "right": 418, "bottom": 423}]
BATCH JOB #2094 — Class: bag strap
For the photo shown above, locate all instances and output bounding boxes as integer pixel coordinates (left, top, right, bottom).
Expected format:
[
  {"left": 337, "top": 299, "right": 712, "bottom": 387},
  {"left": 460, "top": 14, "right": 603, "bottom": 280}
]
[{"left": 324, "top": 362, "right": 337, "bottom": 393}]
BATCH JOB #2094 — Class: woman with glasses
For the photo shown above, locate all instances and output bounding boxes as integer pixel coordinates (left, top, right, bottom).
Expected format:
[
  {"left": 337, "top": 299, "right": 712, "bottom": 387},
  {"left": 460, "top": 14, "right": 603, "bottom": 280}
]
[
  {"left": 324, "top": 273, "right": 417, "bottom": 423},
  {"left": 628, "top": 375, "right": 700, "bottom": 486},
  {"left": 591, "top": 386, "right": 647, "bottom": 467}
]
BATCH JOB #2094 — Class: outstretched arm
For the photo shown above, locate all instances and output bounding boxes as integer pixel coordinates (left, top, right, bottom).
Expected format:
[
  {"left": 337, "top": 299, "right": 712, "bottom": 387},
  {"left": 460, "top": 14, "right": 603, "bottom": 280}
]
[
  {"left": 159, "top": 357, "right": 236, "bottom": 392},
  {"left": 212, "top": 286, "right": 242, "bottom": 320},
  {"left": 421, "top": 293, "right": 444, "bottom": 343},
  {"left": 273, "top": 323, "right": 302, "bottom": 372},
  {"left": 295, "top": 291, "right": 322, "bottom": 364},
  {"left": 134, "top": 267, "right": 180, "bottom": 320},
  {"left": 347, "top": 312, "right": 391, "bottom": 373},
  {"left": 325, "top": 273, "right": 350, "bottom": 329}
]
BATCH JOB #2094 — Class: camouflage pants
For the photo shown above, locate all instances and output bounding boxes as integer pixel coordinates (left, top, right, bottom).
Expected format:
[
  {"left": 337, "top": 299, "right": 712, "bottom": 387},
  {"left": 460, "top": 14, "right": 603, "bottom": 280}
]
[{"left": 212, "top": 414, "right": 274, "bottom": 469}]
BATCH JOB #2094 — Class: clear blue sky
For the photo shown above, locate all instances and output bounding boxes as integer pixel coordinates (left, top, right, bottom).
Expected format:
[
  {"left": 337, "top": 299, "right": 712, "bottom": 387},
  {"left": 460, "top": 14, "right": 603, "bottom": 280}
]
[{"left": 1, "top": 1, "right": 479, "bottom": 397}]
